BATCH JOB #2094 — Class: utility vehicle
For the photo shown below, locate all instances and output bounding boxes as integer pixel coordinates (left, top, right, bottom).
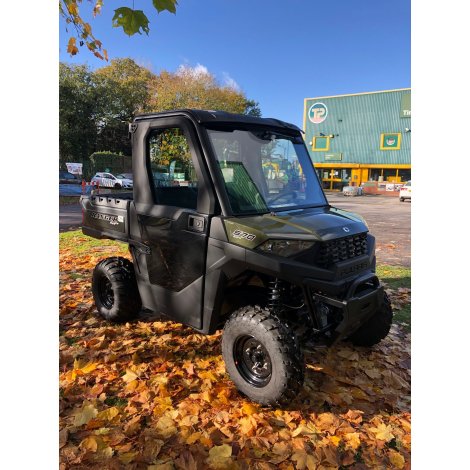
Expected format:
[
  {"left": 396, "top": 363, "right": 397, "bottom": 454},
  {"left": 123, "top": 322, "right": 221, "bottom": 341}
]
[{"left": 80, "top": 110, "right": 392, "bottom": 405}]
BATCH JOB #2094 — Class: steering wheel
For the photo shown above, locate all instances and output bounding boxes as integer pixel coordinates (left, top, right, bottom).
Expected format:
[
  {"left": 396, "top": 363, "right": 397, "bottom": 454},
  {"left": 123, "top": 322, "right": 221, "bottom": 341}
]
[{"left": 269, "top": 190, "right": 298, "bottom": 205}]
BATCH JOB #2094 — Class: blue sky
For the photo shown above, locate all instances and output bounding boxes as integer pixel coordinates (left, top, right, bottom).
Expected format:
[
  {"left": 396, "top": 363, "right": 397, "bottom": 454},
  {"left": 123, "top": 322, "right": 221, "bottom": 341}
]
[{"left": 60, "top": 0, "right": 410, "bottom": 128}]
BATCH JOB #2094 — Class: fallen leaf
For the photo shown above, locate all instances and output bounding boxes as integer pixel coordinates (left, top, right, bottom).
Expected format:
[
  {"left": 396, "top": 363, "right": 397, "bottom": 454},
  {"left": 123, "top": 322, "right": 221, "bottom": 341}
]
[
  {"left": 207, "top": 444, "right": 232, "bottom": 469},
  {"left": 369, "top": 423, "right": 395, "bottom": 442},
  {"left": 73, "top": 403, "right": 98, "bottom": 426}
]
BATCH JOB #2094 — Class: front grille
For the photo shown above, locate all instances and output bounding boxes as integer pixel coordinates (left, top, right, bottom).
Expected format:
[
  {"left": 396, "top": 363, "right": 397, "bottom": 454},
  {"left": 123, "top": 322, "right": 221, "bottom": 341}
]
[{"left": 316, "top": 233, "right": 368, "bottom": 266}]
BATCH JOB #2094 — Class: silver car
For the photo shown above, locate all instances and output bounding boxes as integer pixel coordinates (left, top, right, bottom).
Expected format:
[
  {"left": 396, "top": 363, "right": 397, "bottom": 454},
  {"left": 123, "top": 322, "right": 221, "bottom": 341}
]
[{"left": 91, "top": 172, "right": 133, "bottom": 189}]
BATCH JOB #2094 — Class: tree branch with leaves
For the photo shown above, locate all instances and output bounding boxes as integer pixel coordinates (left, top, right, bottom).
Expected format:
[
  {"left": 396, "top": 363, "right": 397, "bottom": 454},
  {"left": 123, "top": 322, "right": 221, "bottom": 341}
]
[{"left": 60, "top": 0, "right": 178, "bottom": 60}]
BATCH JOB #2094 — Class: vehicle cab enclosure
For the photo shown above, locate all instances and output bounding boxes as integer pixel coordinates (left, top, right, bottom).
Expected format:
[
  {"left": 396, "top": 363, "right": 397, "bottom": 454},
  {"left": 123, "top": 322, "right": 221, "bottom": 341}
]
[{"left": 82, "top": 110, "right": 384, "bottom": 344}]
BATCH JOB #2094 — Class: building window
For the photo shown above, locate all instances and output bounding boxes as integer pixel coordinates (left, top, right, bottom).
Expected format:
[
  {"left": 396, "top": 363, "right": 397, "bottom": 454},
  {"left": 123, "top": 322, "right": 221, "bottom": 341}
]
[
  {"left": 312, "top": 136, "right": 330, "bottom": 151},
  {"left": 380, "top": 133, "right": 402, "bottom": 150},
  {"left": 383, "top": 168, "right": 398, "bottom": 182},
  {"left": 398, "top": 169, "right": 411, "bottom": 182},
  {"left": 369, "top": 168, "right": 382, "bottom": 181}
]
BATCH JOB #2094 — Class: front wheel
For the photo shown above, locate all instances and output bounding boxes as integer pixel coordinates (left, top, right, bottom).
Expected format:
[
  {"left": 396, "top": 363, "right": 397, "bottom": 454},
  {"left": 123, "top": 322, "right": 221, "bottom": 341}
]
[
  {"left": 348, "top": 292, "right": 393, "bottom": 347},
  {"left": 222, "top": 306, "right": 304, "bottom": 406}
]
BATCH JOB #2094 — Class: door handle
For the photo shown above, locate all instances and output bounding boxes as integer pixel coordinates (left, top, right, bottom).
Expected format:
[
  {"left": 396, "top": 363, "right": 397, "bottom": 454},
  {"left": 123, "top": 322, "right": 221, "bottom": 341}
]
[{"left": 188, "top": 215, "right": 205, "bottom": 232}]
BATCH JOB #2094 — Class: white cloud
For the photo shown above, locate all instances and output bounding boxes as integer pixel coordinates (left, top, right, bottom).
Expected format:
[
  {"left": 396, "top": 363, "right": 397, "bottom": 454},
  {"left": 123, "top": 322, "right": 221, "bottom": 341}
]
[
  {"left": 222, "top": 72, "right": 240, "bottom": 91},
  {"left": 176, "top": 63, "right": 210, "bottom": 78}
]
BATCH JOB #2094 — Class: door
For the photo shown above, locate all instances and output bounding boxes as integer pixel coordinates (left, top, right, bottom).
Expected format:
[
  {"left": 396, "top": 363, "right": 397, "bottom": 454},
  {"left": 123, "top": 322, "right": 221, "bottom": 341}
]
[{"left": 131, "top": 117, "right": 213, "bottom": 329}]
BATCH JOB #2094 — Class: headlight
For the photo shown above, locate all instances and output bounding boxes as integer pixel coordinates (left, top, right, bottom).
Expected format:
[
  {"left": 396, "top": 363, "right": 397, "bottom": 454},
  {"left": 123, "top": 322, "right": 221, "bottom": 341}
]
[{"left": 257, "top": 239, "right": 315, "bottom": 257}]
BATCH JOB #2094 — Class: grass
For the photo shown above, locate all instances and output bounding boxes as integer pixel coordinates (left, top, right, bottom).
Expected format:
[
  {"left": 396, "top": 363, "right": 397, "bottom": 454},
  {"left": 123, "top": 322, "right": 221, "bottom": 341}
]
[
  {"left": 376, "top": 264, "right": 411, "bottom": 331},
  {"left": 59, "top": 230, "right": 127, "bottom": 256},
  {"left": 59, "top": 196, "right": 81, "bottom": 205},
  {"left": 59, "top": 231, "right": 411, "bottom": 330}
]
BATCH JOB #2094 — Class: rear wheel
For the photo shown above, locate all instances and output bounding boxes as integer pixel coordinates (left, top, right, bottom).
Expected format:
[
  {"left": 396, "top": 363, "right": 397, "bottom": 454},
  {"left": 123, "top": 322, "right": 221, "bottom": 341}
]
[
  {"left": 92, "top": 257, "right": 141, "bottom": 322},
  {"left": 222, "top": 306, "right": 304, "bottom": 406},
  {"left": 348, "top": 292, "right": 393, "bottom": 347}
]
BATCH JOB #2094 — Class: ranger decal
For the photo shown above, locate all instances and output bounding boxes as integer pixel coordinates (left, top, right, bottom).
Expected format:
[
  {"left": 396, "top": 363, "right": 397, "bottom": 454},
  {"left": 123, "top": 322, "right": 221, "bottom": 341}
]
[{"left": 90, "top": 211, "right": 123, "bottom": 226}]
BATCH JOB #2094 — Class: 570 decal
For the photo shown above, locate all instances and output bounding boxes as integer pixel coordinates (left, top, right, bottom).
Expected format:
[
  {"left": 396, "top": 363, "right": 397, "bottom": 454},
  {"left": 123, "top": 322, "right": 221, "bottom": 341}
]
[{"left": 232, "top": 229, "right": 256, "bottom": 241}]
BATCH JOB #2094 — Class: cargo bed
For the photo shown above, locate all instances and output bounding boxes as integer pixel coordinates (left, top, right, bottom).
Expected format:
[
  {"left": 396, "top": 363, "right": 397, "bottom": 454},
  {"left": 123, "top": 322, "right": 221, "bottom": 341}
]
[{"left": 80, "top": 192, "right": 133, "bottom": 243}]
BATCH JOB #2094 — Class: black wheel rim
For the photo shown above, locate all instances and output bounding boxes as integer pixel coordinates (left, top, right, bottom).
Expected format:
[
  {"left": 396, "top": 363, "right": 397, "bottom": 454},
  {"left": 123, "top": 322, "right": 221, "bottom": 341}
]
[
  {"left": 233, "top": 335, "right": 272, "bottom": 387},
  {"left": 98, "top": 277, "right": 114, "bottom": 309}
]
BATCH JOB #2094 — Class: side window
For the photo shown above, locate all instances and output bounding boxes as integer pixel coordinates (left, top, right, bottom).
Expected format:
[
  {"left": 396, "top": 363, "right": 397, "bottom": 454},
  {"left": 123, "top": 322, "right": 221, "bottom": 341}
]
[{"left": 148, "top": 127, "right": 198, "bottom": 209}]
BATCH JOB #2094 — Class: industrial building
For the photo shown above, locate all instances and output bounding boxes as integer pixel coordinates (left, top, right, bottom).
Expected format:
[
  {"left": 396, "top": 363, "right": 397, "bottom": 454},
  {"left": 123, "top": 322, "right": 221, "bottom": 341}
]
[{"left": 303, "top": 88, "right": 411, "bottom": 191}]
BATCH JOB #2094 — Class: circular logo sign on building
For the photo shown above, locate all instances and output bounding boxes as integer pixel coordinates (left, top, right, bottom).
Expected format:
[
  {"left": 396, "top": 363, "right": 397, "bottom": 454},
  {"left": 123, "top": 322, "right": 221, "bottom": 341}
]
[{"left": 308, "top": 102, "right": 328, "bottom": 124}]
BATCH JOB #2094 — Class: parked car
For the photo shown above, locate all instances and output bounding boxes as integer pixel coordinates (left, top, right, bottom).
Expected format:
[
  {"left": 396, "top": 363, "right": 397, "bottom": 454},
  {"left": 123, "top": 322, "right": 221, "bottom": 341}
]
[
  {"left": 116, "top": 173, "right": 133, "bottom": 181},
  {"left": 91, "top": 172, "right": 133, "bottom": 189},
  {"left": 399, "top": 180, "right": 411, "bottom": 202},
  {"left": 59, "top": 171, "right": 81, "bottom": 185}
]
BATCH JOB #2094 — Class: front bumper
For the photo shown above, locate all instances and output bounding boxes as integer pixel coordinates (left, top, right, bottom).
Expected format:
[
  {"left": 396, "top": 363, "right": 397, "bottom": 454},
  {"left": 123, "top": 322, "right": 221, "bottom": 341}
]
[{"left": 305, "top": 273, "right": 384, "bottom": 345}]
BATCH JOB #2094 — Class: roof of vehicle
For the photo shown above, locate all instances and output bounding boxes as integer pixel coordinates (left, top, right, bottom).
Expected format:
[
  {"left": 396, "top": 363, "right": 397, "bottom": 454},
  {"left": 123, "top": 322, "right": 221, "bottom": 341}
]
[{"left": 133, "top": 109, "right": 301, "bottom": 132}]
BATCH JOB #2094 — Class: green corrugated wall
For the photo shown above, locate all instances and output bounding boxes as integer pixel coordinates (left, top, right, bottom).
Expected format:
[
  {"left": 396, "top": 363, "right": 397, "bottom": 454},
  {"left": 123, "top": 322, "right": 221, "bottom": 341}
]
[{"left": 304, "top": 89, "right": 411, "bottom": 165}]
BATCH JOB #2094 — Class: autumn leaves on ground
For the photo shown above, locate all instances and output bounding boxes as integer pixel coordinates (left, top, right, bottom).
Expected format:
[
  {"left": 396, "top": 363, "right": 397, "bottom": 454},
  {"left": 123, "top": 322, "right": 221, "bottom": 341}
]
[{"left": 59, "top": 232, "right": 411, "bottom": 469}]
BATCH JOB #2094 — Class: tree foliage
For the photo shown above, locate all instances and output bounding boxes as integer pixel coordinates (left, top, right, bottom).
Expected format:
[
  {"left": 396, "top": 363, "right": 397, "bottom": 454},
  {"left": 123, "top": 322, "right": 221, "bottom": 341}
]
[
  {"left": 60, "top": 0, "right": 178, "bottom": 60},
  {"left": 59, "top": 63, "right": 98, "bottom": 164},
  {"left": 59, "top": 59, "right": 261, "bottom": 164}
]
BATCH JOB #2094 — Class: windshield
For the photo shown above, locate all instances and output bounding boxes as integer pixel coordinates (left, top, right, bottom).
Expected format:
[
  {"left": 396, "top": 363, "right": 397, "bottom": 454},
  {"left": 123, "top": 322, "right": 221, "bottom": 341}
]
[{"left": 206, "top": 127, "right": 327, "bottom": 215}]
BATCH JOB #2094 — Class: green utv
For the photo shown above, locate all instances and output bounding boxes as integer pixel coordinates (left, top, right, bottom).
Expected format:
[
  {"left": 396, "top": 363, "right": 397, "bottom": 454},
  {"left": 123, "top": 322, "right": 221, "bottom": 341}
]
[{"left": 81, "top": 110, "right": 392, "bottom": 405}]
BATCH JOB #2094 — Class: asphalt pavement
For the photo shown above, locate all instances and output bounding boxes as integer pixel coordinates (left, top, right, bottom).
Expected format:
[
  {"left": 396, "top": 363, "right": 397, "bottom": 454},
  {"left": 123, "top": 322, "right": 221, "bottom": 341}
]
[{"left": 59, "top": 193, "right": 410, "bottom": 266}]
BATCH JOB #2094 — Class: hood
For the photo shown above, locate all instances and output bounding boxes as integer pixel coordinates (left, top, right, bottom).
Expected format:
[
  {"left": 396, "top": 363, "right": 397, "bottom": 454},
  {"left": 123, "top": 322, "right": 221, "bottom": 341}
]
[{"left": 224, "top": 205, "right": 368, "bottom": 249}]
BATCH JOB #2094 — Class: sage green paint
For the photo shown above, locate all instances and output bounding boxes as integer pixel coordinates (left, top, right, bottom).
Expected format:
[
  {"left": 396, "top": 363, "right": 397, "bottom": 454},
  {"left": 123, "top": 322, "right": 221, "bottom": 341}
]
[
  {"left": 305, "top": 89, "right": 411, "bottom": 165},
  {"left": 224, "top": 207, "right": 368, "bottom": 250}
]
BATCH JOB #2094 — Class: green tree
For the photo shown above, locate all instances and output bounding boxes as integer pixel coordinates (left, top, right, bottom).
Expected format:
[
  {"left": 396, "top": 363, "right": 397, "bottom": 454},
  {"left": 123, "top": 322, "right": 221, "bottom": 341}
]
[
  {"left": 59, "top": 63, "right": 98, "bottom": 165},
  {"left": 59, "top": 59, "right": 262, "bottom": 166},
  {"left": 93, "top": 58, "right": 156, "bottom": 154},
  {"left": 148, "top": 66, "right": 261, "bottom": 116}
]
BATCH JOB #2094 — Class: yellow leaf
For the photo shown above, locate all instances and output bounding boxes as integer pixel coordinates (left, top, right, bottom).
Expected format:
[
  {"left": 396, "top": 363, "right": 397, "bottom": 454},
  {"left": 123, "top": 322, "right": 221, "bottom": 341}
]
[
  {"left": 119, "top": 452, "right": 138, "bottom": 464},
  {"left": 292, "top": 422, "right": 318, "bottom": 438},
  {"left": 73, "top": 403, "right": 98, "bottom": 426},
  {"left": 388, "top": 450, "right": 405, "bottom": 469},
  {"left": 344, "top": 432, "right": 361, "bottom": 450},
  {"left": 272, "top": 441, "right": 290, "bottom": 456},
  {"left": 186, "top": 432, "right": 201, "bottom": 444},
  {"left": 97, "top": 406, "right": 119, "bottom": 421},
  {"left": 239, "top": 416, "right": 256, "bottom": 435},
  {"left": 122, "top": 368, "right": 139, "bottom": 383},
  {"left": 291, "top": 450, "right": 308, "bottom": 469},
  {"left": 330, "top": 435, "right": 341, "bottom": 446},
  {"left": 207, "top": 444, "right": 232, "bottom": 469},
  {"left": 369, "top": 423, "right": 395, "bottom": 442},
  {"left": 100, "top": 446, "right": 114, "bottom": 458},
  {"left": 242, "top": 402, "right": 258, "bottom": 415},
  {"left": 74, "top": 360, "right": 98, "bottom": 374},
  {"left": 66, "top": 37, "right": 79, "bottom": 56},
  {"left": 156, "top": 415, "right": 177, "bottom": 438},
  {"left": 79, "top": 436, "right": 98, "bottom": 452}
]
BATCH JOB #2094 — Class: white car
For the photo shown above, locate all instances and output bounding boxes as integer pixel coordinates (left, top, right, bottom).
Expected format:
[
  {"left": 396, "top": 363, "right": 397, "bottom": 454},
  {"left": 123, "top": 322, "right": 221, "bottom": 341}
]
[
  {"left": 91, "top": 172, "right": 133, "bottom": 189},
  {"left": 399, "top": 180, "right": 411, "bottom": 202}
]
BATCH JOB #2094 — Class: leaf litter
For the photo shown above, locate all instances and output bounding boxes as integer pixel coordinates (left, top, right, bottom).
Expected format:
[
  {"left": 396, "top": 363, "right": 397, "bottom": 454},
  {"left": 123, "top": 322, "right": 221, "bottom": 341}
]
[{"left": 59, "top": 234, "right": 410, "bottom": 469}]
